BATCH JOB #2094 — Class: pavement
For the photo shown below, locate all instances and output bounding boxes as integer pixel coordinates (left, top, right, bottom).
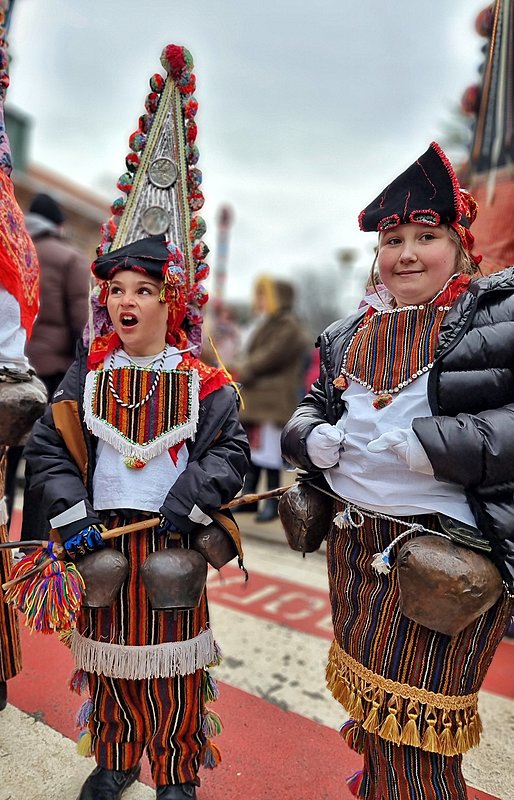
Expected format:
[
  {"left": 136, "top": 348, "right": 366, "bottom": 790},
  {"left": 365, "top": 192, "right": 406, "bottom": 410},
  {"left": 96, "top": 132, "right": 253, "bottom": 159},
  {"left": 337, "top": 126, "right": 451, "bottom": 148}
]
[{"left": 1, "top": 477, "right": 513, "bottom": 800}]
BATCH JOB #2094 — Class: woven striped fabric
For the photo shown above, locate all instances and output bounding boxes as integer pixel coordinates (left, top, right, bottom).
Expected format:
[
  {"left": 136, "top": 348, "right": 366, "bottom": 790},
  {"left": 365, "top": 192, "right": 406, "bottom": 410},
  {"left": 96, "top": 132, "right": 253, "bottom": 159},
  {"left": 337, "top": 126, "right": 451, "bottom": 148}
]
[
  {"left": 358, "top": 734, "right": 468, "bottom": 800},
  {"left": 325, "top": 506, "right": 511, "bottom": 760},
  {"left": 75, "top": 514, "right": 213, "bottom": 679},
  {"left": 341, "top": 305, "right": 446, "bottom": 394},
  {"left": 0, "top": 452, "right": 22, "bottom": 681},
  {"left": 91, "top": 367, "right": 195, "bottom": 447},
  {"left": 88, "top": 669, "right": 203, "bottom": 786}
]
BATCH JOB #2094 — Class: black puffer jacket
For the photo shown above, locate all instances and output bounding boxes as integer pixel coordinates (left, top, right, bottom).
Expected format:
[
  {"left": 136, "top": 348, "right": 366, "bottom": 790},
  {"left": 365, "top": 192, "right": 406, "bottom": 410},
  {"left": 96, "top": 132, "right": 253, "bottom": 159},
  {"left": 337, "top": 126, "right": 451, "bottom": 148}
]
[
  {"left": 22, "top": 342, "right": 250, "bottom": 542},
  {"left": 281, "top": 267, "right": 514, "bottom": 589}
]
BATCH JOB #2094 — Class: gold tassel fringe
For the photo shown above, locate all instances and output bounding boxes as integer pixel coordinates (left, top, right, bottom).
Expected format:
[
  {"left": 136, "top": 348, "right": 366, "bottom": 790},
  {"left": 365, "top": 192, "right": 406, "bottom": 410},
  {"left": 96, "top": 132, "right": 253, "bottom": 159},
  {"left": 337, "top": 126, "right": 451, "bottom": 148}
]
[{"left": 326, "top": 640, "right": 480, "bottom": 755}]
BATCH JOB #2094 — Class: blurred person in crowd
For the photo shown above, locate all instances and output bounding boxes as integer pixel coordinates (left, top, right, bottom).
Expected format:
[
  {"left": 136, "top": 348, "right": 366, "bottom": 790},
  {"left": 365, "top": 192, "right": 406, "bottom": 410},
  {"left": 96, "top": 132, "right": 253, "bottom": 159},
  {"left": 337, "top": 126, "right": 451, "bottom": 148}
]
[
  {"left": 25, "top": 192, "right": 90, "bottom": 397},
  {"left": 4, "top": 192, "right": 90, "bottom": 523},
  {"left": 230, "top": 275, "right": 309, "bottom": 522},
  {"left": 201, "top": 298, "right": 242, "bottom": 367}
]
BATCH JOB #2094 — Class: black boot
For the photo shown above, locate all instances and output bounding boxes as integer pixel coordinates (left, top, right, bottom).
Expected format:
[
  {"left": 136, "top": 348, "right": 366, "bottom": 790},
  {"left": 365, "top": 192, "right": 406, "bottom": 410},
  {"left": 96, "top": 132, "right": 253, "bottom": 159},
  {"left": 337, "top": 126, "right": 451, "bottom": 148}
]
[
  {"left": 0, "top": 681, "right": 7, "bottom": 711},
  {"left": 156, "top": 783, "right": 197, "bottom": 799},
  {"left": 77, "top": 764, "right": 141, "bottom": 800},
  {"left": 233, "top": 463, "right": 261, "bottom": 513}
]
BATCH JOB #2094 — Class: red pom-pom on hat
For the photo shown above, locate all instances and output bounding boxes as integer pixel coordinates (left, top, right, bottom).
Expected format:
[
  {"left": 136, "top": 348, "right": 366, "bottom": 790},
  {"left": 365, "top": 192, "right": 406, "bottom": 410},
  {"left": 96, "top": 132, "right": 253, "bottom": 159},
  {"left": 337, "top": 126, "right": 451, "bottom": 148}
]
[{"left": 161, "top": 44, "right": 193, "bottom": 81}]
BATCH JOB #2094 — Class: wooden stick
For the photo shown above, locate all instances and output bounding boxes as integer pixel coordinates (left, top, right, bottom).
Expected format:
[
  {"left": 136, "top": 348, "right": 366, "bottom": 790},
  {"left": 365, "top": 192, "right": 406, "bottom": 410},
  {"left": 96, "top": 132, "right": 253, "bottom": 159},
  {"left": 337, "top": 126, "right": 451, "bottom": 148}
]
[
  {"left": 100, "top": 517, "right": 160, "bottom": 540},
  {"left": 0, "top": 540, "right": 46, "bottom": 550},
  {"left": 2, "top": 486, "right": 291, "bottom": 590},
  {"left": 222, "top": 485, "right": 288, "bottom": 508}
]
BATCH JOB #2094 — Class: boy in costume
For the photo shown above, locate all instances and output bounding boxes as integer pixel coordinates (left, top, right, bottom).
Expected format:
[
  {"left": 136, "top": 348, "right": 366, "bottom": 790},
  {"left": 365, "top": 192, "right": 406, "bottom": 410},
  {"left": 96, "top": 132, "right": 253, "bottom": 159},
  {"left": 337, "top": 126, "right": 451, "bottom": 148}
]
[{"left": 21, "top": 45, "right": 249, "bottom": 800}]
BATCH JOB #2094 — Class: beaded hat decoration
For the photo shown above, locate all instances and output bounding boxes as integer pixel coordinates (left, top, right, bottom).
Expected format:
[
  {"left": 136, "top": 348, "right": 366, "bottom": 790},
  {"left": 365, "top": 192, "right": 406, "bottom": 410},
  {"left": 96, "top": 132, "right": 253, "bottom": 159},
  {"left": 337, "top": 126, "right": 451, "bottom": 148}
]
[
  {"left": 89, "top": 44, "right": 209, "bottom": 358},
  {"left": 358, "top": 141, "right": 481, "bottom": 265}
]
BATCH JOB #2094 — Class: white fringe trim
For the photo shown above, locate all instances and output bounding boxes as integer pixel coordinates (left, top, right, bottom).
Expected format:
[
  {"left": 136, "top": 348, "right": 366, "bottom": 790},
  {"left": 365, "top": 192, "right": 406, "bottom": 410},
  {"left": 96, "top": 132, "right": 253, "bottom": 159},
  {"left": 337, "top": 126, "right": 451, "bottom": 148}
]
[
  {"left": 83, "top": 368, "right": 200, "bottom": 461},
  {"left": 71, "top": 627, "right": 216, "bottom": 679},
  {"left": 0, "top": 497, "right": 7, "bottom": 527}
]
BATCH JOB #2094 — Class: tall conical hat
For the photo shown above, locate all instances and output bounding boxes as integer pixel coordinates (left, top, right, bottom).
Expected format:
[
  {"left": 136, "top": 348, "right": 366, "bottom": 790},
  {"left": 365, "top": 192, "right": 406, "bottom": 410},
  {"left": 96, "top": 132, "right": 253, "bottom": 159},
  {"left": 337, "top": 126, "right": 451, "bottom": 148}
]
[{"left": 88, "top": 44, "right": 209, "bottom": 359}]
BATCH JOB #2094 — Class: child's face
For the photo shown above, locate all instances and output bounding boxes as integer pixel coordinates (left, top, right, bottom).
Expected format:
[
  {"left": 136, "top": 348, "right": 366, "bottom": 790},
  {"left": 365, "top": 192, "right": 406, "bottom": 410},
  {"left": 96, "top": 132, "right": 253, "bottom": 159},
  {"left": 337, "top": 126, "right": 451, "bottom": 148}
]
[
  {"left": 377, "top": 223, "right": 457, "bottom": 307},
  {"left": 106, "top": 270, "right": 169, "bottom": 356}
]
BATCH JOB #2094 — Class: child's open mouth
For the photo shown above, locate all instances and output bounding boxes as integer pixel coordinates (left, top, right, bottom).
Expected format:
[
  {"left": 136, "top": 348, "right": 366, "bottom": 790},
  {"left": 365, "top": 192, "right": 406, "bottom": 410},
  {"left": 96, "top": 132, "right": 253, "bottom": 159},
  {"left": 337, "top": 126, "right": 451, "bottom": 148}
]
[{"left": 121, "top": 315, "right": 138, "bottom": 328}]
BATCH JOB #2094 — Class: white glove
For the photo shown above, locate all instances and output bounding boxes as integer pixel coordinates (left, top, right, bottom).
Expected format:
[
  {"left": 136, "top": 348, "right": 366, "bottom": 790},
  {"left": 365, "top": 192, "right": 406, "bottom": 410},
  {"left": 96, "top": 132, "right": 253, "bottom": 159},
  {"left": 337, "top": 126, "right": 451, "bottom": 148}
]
[
  {"left": 367, "top": 427, "right": 433, "bottom": 475},
  {"left": 306, "top": 422, "right": 346, "bottom": 469}
]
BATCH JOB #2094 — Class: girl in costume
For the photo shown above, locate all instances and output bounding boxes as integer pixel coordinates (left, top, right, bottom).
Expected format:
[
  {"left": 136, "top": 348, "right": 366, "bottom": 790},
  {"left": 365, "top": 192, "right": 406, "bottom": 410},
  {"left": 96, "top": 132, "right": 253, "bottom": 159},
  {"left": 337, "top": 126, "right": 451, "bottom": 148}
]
[
  {"left": 281, "top": 142, "right": 514, "bottom": 799},
  {"left": 21, "top": 234, "right": 249, "bottom": 800}
]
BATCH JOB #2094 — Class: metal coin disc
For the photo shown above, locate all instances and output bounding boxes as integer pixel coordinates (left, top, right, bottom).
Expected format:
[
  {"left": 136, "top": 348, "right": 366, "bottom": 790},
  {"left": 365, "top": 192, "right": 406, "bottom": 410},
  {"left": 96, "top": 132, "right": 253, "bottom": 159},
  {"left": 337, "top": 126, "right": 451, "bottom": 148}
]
[
  {"left": 141, "top": 205, "right": 171, "bottom": 235},
  {"left": 148, "top": 157, "right": 178, "bottom": 189}
]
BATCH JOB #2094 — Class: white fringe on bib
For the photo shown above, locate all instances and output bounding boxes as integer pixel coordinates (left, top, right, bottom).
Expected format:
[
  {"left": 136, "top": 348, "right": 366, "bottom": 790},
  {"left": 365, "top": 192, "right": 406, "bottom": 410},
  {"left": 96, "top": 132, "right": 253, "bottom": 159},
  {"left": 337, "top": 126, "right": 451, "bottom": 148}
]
[{"left": 71, "top": 627, "right": 216, "bottom": 679}]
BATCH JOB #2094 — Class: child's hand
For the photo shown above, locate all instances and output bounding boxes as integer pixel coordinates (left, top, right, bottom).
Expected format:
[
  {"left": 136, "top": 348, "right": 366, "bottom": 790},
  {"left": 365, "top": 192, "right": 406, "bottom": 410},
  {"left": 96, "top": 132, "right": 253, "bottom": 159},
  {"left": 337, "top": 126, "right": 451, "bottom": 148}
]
[
  {"left": 306, "top": 422, "right": 346, "bottom": 469},
  {"left": 156, "top": 513, "right": 179, "bottom": 536},
  {"left": 367, "top": 428, "right": 433, "bottom": 475},
  {"left": 63, "top": 524, "right": 106, "bottom": 558}
]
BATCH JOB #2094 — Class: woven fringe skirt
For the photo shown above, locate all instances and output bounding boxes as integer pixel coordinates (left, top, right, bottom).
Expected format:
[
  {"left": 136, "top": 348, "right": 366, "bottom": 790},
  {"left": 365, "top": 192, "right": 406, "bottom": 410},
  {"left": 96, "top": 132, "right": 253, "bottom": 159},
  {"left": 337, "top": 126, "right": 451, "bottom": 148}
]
[
  {"left": 325, "top": 505, "right": 512, "bottom": 799},
  {"left": 74, "top": 513, "right": 215, "bottom": 680},
  {"left": 0, "top": 450, "right": 21, "bottom": 681}
]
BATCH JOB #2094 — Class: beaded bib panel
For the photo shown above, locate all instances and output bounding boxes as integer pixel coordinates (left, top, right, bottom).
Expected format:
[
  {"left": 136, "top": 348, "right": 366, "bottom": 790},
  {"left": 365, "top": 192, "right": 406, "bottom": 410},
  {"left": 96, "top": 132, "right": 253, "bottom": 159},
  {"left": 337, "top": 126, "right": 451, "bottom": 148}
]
[
  {"left": 84, "top": 366, "right": 199, "bottom": 464},
  {"left": 341, "top": 304, "right": 448, "bottom": 396}
]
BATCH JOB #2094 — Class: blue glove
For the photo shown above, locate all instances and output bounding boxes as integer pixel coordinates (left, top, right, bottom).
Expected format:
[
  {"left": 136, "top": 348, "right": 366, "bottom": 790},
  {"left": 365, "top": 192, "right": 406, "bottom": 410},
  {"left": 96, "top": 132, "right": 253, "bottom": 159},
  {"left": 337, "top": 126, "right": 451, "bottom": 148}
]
[
  {"left": 63, "top": 524, "right": 106, "bottom": 559},
  {"left": 156, "top": 514, "right": 179, "bottom": 536}
]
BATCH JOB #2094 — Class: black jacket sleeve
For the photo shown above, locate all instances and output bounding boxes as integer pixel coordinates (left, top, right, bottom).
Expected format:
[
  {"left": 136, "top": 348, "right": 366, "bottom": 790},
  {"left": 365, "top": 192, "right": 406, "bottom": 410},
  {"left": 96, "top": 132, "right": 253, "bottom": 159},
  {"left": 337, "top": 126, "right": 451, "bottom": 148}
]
[
  {"left": 159, "top": 385, "right": 250, "bottom": 533},
  {"left": 413, "top": 404, "right": 514, "bottom": 488},
  {"left": 21, "top": 359, "right": 99, "bottom": 542},
  {"left": 280, "top": 379, "right": 331, "bottom": 472}
]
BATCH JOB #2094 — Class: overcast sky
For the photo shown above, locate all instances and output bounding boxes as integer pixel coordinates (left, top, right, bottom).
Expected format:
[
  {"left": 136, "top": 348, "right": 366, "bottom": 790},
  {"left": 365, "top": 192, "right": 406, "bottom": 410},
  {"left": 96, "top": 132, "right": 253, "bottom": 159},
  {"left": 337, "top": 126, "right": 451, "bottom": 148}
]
[{"left": 7, "top": 0, "right": 488, "bottom": 305}]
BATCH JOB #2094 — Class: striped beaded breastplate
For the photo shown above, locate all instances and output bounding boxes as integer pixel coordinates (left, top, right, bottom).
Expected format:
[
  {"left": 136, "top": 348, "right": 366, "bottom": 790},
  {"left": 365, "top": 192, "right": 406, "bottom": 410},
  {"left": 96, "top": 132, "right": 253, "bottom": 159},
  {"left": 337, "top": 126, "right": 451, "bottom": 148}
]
[
  {"left": 336, "top": 274, "right": 473, "bottom": 409},
  {"left": 84, "top": 366, "right": 199, "bottom": 467},
  {"left": 341, "top": 302, "right": 447, "bottom": 399}
]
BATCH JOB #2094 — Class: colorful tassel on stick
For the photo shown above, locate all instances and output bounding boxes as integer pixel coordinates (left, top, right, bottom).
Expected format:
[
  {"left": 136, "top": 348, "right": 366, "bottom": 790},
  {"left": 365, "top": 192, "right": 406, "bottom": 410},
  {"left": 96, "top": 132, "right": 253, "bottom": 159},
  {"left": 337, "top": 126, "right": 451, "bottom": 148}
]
[{"left": 3, "top": 545, "right": 85, "bottom": 633}]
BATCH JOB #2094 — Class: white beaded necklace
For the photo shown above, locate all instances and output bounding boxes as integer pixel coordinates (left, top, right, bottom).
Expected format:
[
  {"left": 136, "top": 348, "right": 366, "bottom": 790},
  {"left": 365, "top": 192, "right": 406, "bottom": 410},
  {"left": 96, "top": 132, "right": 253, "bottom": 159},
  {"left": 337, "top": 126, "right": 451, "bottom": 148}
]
[{"left": 107, "top": 344, "right": 169, "bottom": 410}]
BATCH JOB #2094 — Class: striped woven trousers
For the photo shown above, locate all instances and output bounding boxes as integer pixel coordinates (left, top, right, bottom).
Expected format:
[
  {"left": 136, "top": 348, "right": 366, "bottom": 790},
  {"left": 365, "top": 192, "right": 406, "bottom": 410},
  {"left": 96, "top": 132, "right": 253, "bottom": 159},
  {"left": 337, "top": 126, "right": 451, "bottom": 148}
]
[
  {"left": 77, "top": 514, "right": 214, "bottom": 786},
  {"left": 88, "top": 670, "right": 203, "bottom": 787},
  {"left": 326, "top": 504, "right": 512, "bottom": 799},
  {"left": 0, "top": 449, "right": 22, "bottom": 682}
]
